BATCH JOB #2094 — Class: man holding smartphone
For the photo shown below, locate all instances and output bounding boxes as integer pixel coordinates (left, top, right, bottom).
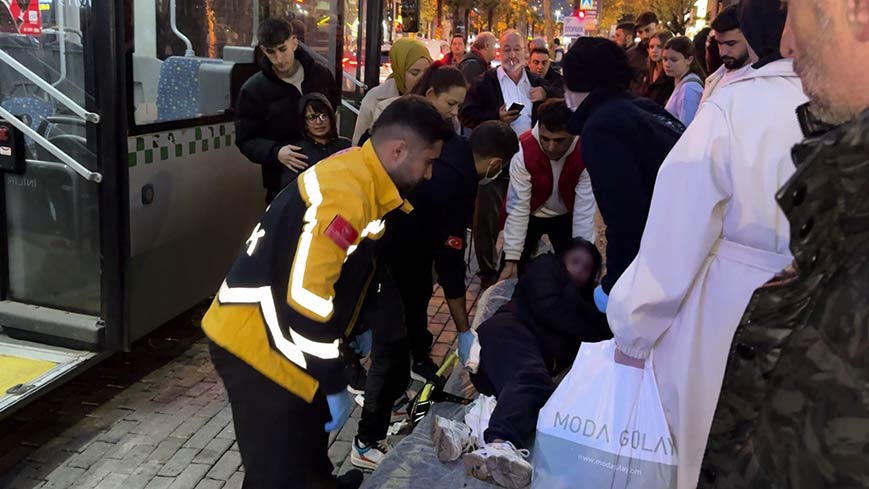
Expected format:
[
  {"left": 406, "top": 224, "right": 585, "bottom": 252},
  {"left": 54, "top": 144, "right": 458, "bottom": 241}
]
[{"left": 460, "top": 29, "right": 555, "bottom": 288}]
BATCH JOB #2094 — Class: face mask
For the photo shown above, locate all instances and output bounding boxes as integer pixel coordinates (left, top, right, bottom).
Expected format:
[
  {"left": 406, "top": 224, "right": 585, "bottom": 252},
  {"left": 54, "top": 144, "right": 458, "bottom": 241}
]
[{"left": 479, "top": 164, "right": 503, "bottom": 186}]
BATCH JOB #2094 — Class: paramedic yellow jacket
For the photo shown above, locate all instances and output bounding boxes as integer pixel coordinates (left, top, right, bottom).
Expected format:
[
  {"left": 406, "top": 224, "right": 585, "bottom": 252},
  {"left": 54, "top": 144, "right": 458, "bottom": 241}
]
[{"left": 202, "top": 142, "right": 411, "bottom": 402}]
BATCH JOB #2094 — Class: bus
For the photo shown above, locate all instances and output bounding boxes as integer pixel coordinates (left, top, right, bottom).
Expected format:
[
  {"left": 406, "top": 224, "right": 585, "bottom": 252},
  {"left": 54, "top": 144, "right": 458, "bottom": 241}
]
[{"left": 0, "top": 0, "right": 380, "bottom": 418}]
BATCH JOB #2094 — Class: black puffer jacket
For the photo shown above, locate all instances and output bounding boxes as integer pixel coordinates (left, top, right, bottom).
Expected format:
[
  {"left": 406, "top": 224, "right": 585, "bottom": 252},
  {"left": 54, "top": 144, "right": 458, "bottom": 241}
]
[
  {"left": 508, "top": 253, "right": 612, "bottom": 374},
  {"left": 567, "top": 86, "right": 683, "bottom": 293},
  {"left": 699, "top": 106, "right": 869, "bottom": 489},
  {"left": 234, "top": 48, "right": 340, "bottom": 196},
  {"left": 280, "top": 93, "right": 351, "bottom": 189}
]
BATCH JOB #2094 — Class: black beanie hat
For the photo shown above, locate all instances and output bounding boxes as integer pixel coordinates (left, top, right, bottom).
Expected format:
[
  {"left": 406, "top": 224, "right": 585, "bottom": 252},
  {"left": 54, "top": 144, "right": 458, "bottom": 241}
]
[
  {"left": 563, "top": 37, "right": 633, "bottom": 92},
  {"left": 738, "top": 0, "right": 787, "bottom": 69}
]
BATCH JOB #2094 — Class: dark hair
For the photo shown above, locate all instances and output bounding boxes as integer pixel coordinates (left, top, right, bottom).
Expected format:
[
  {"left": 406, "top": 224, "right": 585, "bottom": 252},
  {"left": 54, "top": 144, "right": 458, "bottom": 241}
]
[
  {"left": 469, "top": 121, "right": 519, "bottom": 163},
  {"left": 411, "top": 65, "right": 466, "bottom": 96},
  {"left": 257, "top": 18, "right": 293, "bottom": 48},
  {"left": 711, "top": 5, "right": 740, "bottom": 33},
  {"left": 530, "top": 47, "right": 550, "bottom": 58},
  {"left": 616, "top": 22, "right": 637, "bottom": 37},
  {"left": 553, "top": 38, "right": 561, "bottom": 46},
  {"left": 451, "top": 33, "right": 466, "bottom": 43},
  {"left": 560, "top": 237, "right": 603, "bottom": 295},
  {"left": 636, "top": 11, "right": 659, "bottom": 27},
  {"left": 300, "top": 95, "right": 337, "bottom": 139},
  {"left": 536, "top": 99, "right": 572, "bottom": 133},
  {"left": 664, "top": 36, "right": 707, "bottom": 79},
  {"left": 371, "top": 95, "right": 454, "bottom": 147},
  {"left": 693, "top": 27, "right": 711, "bottom": 64}
]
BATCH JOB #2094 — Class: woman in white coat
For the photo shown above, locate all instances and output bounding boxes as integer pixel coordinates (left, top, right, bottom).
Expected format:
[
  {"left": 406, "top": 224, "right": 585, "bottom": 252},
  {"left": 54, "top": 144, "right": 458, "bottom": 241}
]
[{"left": 605, "top": 2, "right": 808, "bottom": 488}]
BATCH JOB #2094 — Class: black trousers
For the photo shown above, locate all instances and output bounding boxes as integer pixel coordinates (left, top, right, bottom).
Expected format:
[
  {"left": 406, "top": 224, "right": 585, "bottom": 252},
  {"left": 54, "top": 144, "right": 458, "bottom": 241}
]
[
  {"left": 390, "top": 255, "right": 435, "bottom": 364},
  {"left": 517, "top": 214, "right": 574, "bottom": 268},
  {"left": 469, "top": 311, "right": 555, "bottom": 449},
  {"left": 209, "top": 342, "right": 335, "bottom": 489},
  {"left": 356, "top": 267, "right": 411, "bottom": 444}
]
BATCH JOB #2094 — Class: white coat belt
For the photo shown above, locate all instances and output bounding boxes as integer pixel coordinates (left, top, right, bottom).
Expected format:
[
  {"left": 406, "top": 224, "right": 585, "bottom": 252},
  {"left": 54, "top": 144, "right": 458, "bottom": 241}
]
[{"left": 711, "top": 238, "right": 792, "bottom": 274}]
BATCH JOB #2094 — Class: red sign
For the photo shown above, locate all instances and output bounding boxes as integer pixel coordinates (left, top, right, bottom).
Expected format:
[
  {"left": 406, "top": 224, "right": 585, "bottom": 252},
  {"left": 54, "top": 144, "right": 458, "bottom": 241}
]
[
  {"left": 325, "top": 215, "right": 359, "bottom": 251},
  {"left": 9, "top": 0, "right": 42, "bottom": 36}
]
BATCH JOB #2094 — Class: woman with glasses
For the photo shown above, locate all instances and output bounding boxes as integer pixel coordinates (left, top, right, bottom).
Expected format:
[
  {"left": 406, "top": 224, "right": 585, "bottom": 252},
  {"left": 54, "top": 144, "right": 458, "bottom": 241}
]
[{"left": 279, "top": 93, "right": 351, "bottom": 189}]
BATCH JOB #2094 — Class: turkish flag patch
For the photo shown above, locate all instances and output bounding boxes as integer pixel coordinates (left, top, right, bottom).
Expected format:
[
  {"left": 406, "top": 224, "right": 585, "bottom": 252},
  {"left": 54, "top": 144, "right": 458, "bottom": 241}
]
[
  {"left": 445, "top": 236, "right": 463, "bottom": 250},
  {"left": 325, "top": 215, "right": 359, "bottom": 251}
]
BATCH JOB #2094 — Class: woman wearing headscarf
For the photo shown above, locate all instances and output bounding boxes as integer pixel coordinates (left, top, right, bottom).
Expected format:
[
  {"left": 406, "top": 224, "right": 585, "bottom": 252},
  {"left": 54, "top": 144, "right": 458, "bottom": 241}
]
[{"left": 351, "top": 38, "right": 432, "bottom": 145}]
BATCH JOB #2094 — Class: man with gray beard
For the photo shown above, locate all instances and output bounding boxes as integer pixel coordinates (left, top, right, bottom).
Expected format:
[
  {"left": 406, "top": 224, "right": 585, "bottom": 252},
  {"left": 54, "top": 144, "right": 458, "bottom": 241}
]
[{"left": 699, "top": 0, "right": 869, "bottom": 486}]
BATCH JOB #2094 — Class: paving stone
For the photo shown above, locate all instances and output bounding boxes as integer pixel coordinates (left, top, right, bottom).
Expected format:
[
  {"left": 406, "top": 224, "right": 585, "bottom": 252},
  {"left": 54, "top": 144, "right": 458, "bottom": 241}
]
[
  {"left": 204, "top": 450, "right": 240, "bottom": 482},
  {"left": 431, "top": 343, "right": 451, "bottom": 358},
  {"left": 167, "top": 463, "right": 209, "bottom": 489},
  {"left": 98, "top": 420, "right": 139, "bottom": 444},
  {"left": 214, "top": 423, "right": 234, "bottom": 441},
  {"left": 74, "top": 458, "right": 121, "bottom": 489},
  {"left": 193, "top": 479, "right": 224, "bottom": 489},
  {"left": 170, "top": 416, "right": 209, "bottom": 439},
  {"left": 194, "top": 400, "right": 225, "bottom": 419},
  {"left": 68, "top": 441, "right": 115, "bottom": 469},
  {"left": 42, "top": 466, "right": 86, "bottom": 489},
  {"left": 436, "top": 330, "right": 457, "bottom": 345},
  {"left": 222, "top": 473, "right": 244, "bottom": 489},
  {"left": 115, "top": 443, "right": 156, "bottom": 475},
  {"left": 93, "top": 473, "right": 129, "bottom": 489},
  {"left": 158, "top": 448, "right": 199, "bottom": 477},
  {"left": 105, "top": 435, "right": 151, "bottom": 460},
  {"left": 6, "top": 477, "right": 46, "bottom": 489},
  {"left": 191, "top": 437, "right": 232, "bottom": 465},
  {"left": 183, "top": 413, "right": 230, "bottom": 450},
  {"left": 143, "top": 476, "right": 175, "bottom": 489},
  {"left": 181, "top": 382, "right": 212, "bottom": 399},
  {"left": 147, "top": 438, "right": 183, "bottom": 464}
]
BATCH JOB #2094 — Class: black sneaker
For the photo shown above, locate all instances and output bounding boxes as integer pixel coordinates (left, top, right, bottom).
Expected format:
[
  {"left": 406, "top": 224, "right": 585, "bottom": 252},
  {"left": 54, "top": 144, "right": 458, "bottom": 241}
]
[
  {"left": 336, "top": 469, "right": 364, "bottom": 489},
  {"left": 344, "top": 358, "right": 368, "bottom": 395}
]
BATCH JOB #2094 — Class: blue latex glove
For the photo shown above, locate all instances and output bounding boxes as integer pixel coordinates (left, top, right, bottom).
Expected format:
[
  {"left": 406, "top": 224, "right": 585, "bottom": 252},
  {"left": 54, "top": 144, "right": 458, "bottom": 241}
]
[
  {"left": 594, "top": 285, "right": 609, "bottom": 313},
  {"left": 348, "top": 329, "right": 372, "bottom": 357},
  {"left": 457, "top": 330, "right": 475, "bottom": 366},
  {"left": 324, "top": 391, "right": 353, "bottom": 433}
]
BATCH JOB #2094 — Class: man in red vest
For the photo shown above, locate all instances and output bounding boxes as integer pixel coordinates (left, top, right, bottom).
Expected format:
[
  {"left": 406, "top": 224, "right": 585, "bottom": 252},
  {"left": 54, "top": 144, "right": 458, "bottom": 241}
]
[{"left": 499, "top": 99, "right": 597, "bottom": 280}]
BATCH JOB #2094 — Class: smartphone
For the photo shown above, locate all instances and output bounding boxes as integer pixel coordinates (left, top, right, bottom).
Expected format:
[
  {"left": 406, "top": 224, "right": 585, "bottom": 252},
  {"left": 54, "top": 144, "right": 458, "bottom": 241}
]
[{"left": 508, "top": 103, "right": 525, "bottom": 113}]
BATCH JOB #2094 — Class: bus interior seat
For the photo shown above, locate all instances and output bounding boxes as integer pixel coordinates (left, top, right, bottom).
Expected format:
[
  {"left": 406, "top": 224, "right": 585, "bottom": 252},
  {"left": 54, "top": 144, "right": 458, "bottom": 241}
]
[
  {"left": 223, "top": 46, "right": 254, "bottom": 64},
  {"left": 198, "top": 61, "right": 235, "bottom": 116},
  {"left": 1, "top": 95, "right": 54, "bottom": 140},
  {"left": 155, "top": 56, "right": 220, "bottom": 122}
]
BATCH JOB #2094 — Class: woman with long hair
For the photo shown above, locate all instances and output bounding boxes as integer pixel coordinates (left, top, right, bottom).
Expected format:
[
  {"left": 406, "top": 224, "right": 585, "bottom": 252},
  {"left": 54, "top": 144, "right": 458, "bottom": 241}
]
[
  {"left": 644, "top": 30, "right": 675, "bottom": 106},
  {"left": 663, "top": 36, "right": 707, "bottom": 125}
]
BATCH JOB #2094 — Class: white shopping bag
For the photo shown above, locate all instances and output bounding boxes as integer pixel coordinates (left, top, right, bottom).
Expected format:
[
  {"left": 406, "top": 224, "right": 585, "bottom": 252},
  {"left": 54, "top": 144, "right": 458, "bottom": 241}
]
[{"left": 532, "top": 339, "right": 677, "bottom": 489}]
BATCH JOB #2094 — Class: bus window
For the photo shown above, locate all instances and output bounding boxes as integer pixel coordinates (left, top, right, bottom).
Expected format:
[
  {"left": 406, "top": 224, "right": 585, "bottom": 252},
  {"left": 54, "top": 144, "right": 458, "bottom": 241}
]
[{"left": 131, "top": 0, "right": 343, "bottom": 127}]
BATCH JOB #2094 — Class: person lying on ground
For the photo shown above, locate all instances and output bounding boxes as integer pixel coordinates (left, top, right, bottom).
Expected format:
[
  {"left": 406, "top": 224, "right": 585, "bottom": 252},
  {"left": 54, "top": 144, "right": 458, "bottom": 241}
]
[{"left": 435, "top": 239, "right": 612, "bottom": 489}]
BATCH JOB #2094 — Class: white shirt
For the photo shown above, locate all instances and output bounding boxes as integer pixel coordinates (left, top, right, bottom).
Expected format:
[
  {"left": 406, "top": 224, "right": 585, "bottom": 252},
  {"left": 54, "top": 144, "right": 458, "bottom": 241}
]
[
  {"left": 701, "top": 63, "right": 752, "bottom": 103},
  {"left": 503, "top": 125, "right": 597, "bottom": 261},
  {"left": 281, "top": 63, "right": 305, "bottom": 93},
  {"left": 497, "top": 66, "right": 533, "bottom": 135}
]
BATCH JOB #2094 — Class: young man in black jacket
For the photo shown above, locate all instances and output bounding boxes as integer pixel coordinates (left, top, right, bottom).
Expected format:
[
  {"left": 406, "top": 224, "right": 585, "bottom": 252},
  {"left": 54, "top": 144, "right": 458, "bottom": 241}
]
[
  {"left": 561, "top": 37, "right": 683, "bottom": 311},
  {"left": 235, "top": 18, "right": 340, "bottom": 204}
]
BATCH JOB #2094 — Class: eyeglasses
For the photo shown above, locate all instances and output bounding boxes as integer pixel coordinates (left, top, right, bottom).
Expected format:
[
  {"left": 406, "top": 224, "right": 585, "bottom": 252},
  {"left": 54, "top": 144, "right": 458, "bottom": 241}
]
[{"left": 305, "top": 113, "right": 329, "bottom": 123}]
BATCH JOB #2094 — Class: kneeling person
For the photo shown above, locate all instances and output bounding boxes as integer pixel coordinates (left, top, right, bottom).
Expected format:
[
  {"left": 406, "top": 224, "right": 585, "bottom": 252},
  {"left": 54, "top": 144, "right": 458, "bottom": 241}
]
[
  {"left": 499, "top": 99, "right": 596, "bottom": 281},
  {"left": 202, "top": 96, "right": 452, "bottom": 489},
  {"left": 441, "top": 239, "right": 612, "bottom": 489}
]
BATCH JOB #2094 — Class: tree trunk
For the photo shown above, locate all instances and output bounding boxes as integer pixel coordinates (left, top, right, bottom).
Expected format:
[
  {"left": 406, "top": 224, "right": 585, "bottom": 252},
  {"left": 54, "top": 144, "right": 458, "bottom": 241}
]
[
  {"left": 487, "top": 8, "right": 494, "bottom": 30},
  {"left": 543, "top": 0, "right": 554, "bottom": 44},
  {"left": 436, "top": 0, "right": 443, "bottom": 38}
]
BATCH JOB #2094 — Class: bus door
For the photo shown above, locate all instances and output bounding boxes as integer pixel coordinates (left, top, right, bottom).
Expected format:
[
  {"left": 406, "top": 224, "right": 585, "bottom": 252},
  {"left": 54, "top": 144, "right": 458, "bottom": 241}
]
[{"left": 0, "top": 0, "right": 126, "bottom": 416}]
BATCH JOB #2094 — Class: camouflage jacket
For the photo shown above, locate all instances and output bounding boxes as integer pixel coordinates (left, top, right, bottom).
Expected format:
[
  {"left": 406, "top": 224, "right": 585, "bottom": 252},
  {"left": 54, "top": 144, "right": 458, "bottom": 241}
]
[{"left": 699, "top": 105, "right": 869, "bottom": 489}]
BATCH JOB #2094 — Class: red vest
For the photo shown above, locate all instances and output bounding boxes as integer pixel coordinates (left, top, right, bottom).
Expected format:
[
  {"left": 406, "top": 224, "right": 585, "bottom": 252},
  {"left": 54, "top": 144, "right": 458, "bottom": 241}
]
[{"left": 501, "top": 130, "right": 585, "bottom": 226}]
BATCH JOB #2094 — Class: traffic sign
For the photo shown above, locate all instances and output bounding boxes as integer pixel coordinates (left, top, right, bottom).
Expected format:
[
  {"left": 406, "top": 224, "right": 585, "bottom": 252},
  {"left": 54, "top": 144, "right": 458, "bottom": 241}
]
[
  {"left": 580, "top": 0, "right": 594, "bottom": 10},
  {"left": 562, "top": 16, "right": 585, "bottom": 38}
]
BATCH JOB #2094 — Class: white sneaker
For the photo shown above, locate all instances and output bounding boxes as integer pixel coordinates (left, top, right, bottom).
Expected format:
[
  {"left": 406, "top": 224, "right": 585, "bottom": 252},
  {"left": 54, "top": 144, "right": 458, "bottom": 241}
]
[
  {"left": 351, "top": 437, "right": 389, "bottom": 471},
  {"left": 431, "top": 415, "right": 475, "bottom": 463},
  {"left": 464, "top": 441, "right": 532, "bottom": 489}
]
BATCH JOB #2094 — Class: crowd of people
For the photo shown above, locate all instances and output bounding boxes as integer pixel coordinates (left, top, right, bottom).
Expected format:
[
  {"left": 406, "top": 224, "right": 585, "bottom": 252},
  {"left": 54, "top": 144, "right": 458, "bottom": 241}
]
[{"left": 201, "top": 0, "right": 869, "bottom": 486}]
